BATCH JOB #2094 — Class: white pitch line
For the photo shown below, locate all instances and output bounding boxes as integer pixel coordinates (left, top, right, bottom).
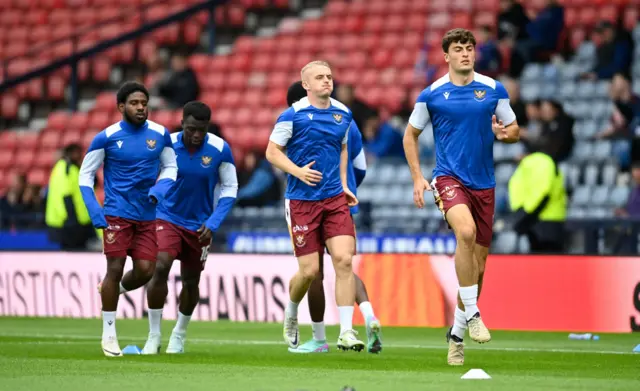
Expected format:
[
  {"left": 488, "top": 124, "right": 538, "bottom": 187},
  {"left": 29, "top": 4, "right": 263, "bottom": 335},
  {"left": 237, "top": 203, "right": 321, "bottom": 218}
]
[{"left": 0, "top": 333, "right": 634, "bottom": 355}]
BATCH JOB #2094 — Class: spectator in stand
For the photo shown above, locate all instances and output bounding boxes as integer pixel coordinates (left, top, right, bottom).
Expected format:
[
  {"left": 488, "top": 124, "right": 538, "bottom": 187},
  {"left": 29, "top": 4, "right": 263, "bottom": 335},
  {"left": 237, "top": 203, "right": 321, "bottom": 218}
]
[
  {"left": 335, "top": 83, "right": 375, "bottom": 130},
  {"left": 537, "top": 100, "right": 575, "bottom": 162},
  {"left": 596, "top": 73, "right": 639, "bottom": 139},
  {"left": 157, "top": 50, "right": 200, "bottom": 109},
  {"left": 582, "top": 21, "right": 632, "bottom": 81},
  {"left": 518, "top": 100, "right": 542, "bottom": 155},
  {"left": 235, "top": 151, "right": 282, "bottom": 208},
  {"left": 502, "top": 77, "right": 527, "bottom": 127},
  {"left": 0, "top": 173, "right": 27, "bottom": 229},
  {"left": 498, "top": 0, "right": 530, "bottom": 43},
  {"left": 362, "top": 113, "right": 405, "bottom": 161},
  {"left": 19, "top": 184, "right": 45, "bottom": 228},
  {"left": 615, "top": 162, "right": 640, "bottom": 219},
  {"left": 509, "top": 0, "right": 564, "bottom": 77},
  {"left": 475, "top": 26, "right": 502, "bottom": 77}
]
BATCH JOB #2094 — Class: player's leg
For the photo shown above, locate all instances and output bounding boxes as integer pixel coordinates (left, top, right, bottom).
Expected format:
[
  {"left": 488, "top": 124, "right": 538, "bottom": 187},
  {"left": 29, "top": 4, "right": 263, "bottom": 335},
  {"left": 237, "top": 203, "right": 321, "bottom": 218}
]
[
  {"left": 290, "top": 251, "right": 329, "bottom": 353},
  {"left": 323, "top": 194, "right": 363, "bottom": 351},
  {"left": 101, "top": 256, "right": 126, "bottom": 357},
  {"left": 143, "top": 220, "right": 181, "bottom": 354},
  {"left": 141, "top": 251, "right": 175, "bottom": 354},
  {"left": 99, "top": 217, "right": 134, "bottom": 357},
  {"left": 120, "top": 220, "right": 158, "bottom": 293},
  {"left": 283, "top": 199, "right": 323, "bottom": 348},
  {"left": 355, "top": 275, "right": 382, "bottom": 353},
  {"left": 166, "top": 260, "right": 204, "bottom": 354}
]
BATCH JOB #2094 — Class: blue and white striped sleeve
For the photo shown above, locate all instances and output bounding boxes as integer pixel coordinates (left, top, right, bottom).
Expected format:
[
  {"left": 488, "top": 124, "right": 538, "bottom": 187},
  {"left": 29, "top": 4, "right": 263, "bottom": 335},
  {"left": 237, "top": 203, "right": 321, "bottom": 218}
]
[
  {"left": 269, "top": 108, "right": 294, "bottom": 147},
  {"left": 350, "top": 121, "right": 367, "bottom": 187},
  {"left": 205, "top": 142, "right": 238, "bottom": 232},
  {"left": 408, "top": 89, "right": 431, "bottom": 132},
  {"left": 149, "top": 130, "right": 178, "bottom": 204},
  {"left": 79, "top": 131, "right": 108, "bottom": 228}
]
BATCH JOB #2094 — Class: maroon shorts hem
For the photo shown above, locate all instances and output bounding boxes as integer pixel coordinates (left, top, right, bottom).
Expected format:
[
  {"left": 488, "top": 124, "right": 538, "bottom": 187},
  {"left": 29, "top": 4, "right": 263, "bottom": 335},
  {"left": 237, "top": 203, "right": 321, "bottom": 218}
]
[
  {"left": 157, "top": 248, "right": 180, "bottom": 258},
  {"left": 156, "top": 219, "right": 208, "bottom": 271},
  {"left": 129, "top": 251, "right": 157, "bottom": 261},
  {"left": 432, "top": 175, "right": 495, "bottom": 247},
  {"left": 104, "top": 250, "right": 127, "bottom": 258}
]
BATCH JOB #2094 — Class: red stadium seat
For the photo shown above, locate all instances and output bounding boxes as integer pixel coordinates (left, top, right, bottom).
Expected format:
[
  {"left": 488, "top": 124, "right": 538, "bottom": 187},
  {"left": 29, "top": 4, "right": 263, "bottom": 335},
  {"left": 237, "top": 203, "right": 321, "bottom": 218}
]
[
  {"left": 40, "top": 131, "right": 62, "bottom": 149},
  {"left": 234, "top": 108, "right": 253, "bottom": 127},
  {"left": 1, "top": 94, "right": 19, "bottom": 119},
  {"left": 68, "top": 112, "right": 90, "bottom": 131},
  {"left": 47, "top": 75, "right": 66, "bottom": 101},
  {"left": 47, "top": 111, "right": 71, "bottom": 132},
  {"left": 34, "top": 148, "right": 60, "bottom": 169},
  {"left": 61, "top": 130, "right": 83, "bottom": 147},
  {"left": 28, "top": 169, "right": 49, "bottom": 187},
  {"left": 0, "top": 149, "right": 14, "bottom": 169},
  {"left": 153, "top": 111, "right": 174, "bottom": 129},
  {"left": 229, "top": 52, "right": 252, "bottom": 73},
  {"left": 15, "top": 149, "right": 35, "bottom": 170},
  {"left": 88, "top": 111, "right": 112, "bottom": 131},
  {"left": 253, "top": 108, "right": 273, "bottom": 127},
  {"left": 92, "top": 58, "right": 112, "bottom": 82}
]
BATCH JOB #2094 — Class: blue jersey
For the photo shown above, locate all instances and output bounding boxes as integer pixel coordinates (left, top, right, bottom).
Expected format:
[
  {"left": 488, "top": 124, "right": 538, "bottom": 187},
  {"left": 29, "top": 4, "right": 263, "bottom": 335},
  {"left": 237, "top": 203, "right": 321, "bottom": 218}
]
[
  {"left": 156, "top": 132, "right": 238, "bottom": 232},
  {"left": 270, "top": 97, "right": 352, "bottom": 201},
  {"left": 79, "top": 120, "right": 177, "bottom": 227},
  {"left": 347, "top": 121, "right": 366, "bottom": 215},
  {"left": 409, "top": 72, "right": 517, "bottom": 190}
]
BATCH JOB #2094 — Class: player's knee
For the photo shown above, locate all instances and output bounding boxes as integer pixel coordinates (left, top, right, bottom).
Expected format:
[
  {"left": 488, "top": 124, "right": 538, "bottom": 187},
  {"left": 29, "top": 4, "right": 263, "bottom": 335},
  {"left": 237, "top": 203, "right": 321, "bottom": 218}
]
[
  {"left": 455, "top": 225, "right": 476, "bottom": 245},
  {"left": 135, "top": 261, "right": 156, "bottom": 280},
  {"left": 300, "top": 262, "right": 320, "bottom": 282},
  {"left": 183, "top": 276, "right": 200, "bottom": 292},
  {"left": 154, "top": 262, "right": 172, "bottom": 281},
  {"left": 332, "top": 253, "right": 353, "bottom": 276},
  {"left": 105, "top": 260, "right": 125, "bottom": 281}
]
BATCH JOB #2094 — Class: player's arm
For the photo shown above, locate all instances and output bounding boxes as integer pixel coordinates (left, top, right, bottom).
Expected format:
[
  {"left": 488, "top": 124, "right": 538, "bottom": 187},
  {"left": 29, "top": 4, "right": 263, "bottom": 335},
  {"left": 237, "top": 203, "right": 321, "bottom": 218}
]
[
  {"left": 341, "top": 124, "right": 357, "bottom": 206},
  {"left": 350, "top": 121, "right": 367, "bottom": 187},
  {"left": 204, "top": 143, "right": 238, "bottom": 233},
  {"left": 403, "top": 96, "right": 432, "bottom": 208},
  {"left": 149, "top": 131, "right": 178, "bottom": 204},
  {"left": 78, "top": 132, "right": 108, "bottom": 228},
  {"left": 494, "top": 83, "right": 520, "bottom": 143},
  {"left": 265, "top": 111, "right": 322, "bottom": 186}
]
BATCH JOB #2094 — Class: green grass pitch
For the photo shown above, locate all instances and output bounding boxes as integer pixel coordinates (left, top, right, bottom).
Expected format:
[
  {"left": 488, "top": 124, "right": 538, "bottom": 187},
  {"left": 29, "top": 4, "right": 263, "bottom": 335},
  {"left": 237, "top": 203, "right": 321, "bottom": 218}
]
[{"left": 0, "top": 317, "right": 638, "bottom": 391}]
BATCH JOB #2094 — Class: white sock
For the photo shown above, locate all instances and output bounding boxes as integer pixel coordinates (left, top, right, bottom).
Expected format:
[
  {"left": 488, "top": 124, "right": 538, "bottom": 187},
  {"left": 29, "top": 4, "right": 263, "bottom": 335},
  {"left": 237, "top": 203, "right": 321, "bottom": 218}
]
[
  {"left": 338, "top": 306, "right": 354, "bottom": 333},
  {"left": 148, "top": 308, "right": 162, "bottom": 335},
  {"left": 451, "top": 307, "right": 467, "bottom": 340},
  {"left": 173, "top": 312, "right": 191, "bottom": 334},
  {"left": 459, "top": 285, "right": 480, "bottom": 320},
  {"left": 312, "top": 321, "right": 326, "bottom": 342},
  {"left": 102, "top": 311, "right": 117, "bottom": 340},
  {"left": 358, "top": 301, "right": 375, "bottom": 321},
  {"left": 286, "top": 300, "right": 299, "bottom": 317},
  {"left": 119, "top": 282, "right": 127, "bottom": 294}
]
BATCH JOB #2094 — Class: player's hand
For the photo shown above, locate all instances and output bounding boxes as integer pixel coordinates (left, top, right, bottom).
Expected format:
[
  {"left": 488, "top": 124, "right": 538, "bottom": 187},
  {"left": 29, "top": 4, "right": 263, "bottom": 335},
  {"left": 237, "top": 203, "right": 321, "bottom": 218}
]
[
  {"left": 413, "top": 177, "right": 432, "bottom": 209},
  {"left": 492, "top": 115, "right": 508, "bottom": 140},
  {"left": 344, "top": 188, "right": 358, "bottom": 207},
  {"left": 197, "top": 224, "right": 213, "bottom": 244},
  {"left": 296, "top": 161, "right": 323, "bottom": 186}
]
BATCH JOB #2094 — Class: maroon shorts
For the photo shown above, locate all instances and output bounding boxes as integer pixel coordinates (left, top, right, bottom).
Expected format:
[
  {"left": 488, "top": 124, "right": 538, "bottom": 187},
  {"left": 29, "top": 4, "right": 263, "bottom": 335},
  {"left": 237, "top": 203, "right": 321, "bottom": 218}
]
[
  {"left": 103, "top": 216, "right": 157, "bottom": 260},
  {"left": 285, "top": 193, "right": 355, "bottom": 257},
  {"left": 431, "top": 176, "right": 495, "bottom": 247},
  {"left": 156, "top": 219, "right": 210, "bottom": 271}
]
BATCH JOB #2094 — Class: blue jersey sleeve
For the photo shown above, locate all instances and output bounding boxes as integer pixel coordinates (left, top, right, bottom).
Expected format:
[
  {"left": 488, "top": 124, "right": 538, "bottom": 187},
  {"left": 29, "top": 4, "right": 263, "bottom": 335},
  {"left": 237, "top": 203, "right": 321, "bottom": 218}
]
[
  {"left": 408, "top": 88, "right": 431, "bottom": 131},
  {"left": 79, "top": 131, "right": 108, "bottom": 228},
  {"left": 349, "top": 121, "right": 367, "bottom": 187},
  {"left": 205, "top": 142, "right": 238, "bottom": 232},
  {"left": 149, "top": 130, "right": 178, "bottom": 205},
  {"left": 494, "top": 81, "right": 517, "bottom": 125},
  {"left": 269, "top": 108, "right": 295, "bottom": 146}
]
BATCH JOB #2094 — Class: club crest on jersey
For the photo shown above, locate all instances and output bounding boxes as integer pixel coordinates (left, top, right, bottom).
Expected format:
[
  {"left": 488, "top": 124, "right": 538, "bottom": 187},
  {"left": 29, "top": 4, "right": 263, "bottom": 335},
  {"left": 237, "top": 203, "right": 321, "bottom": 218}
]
[
  {"left": 201, "top": 156, "right": 212, "bottom": 168},
  {"left": 295, "top": 234, "right": 306, "bottom": 247},
  {"left": 474, "top": 89, "right": 487, "bottom": 102},
  {"left": 332, "top": 113, "right": 343, "bottom": 124},
  {"left": 146, "top": 139, "right": 157, "bottom": 151},
  {"left": 105, "top": 231, "right": 116, "bottom": 244}
]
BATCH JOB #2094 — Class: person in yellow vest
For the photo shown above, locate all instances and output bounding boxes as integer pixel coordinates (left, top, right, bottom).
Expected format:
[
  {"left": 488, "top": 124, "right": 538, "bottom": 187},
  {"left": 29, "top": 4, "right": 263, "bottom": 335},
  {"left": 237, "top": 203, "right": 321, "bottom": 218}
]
[
  {"left": 508, "top": 149, "right": 567, "bottom": 253},
  {"left": 46, "top": 143, "right": 97, "bottom": 250}
]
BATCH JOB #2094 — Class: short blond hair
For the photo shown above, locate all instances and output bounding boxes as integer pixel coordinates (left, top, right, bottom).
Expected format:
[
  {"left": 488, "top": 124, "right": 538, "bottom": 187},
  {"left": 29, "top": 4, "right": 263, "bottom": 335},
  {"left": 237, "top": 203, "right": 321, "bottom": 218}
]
[{"left": 300, "top": 60, "right": 331, "bottom": 81}]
